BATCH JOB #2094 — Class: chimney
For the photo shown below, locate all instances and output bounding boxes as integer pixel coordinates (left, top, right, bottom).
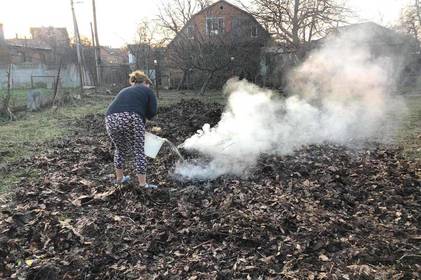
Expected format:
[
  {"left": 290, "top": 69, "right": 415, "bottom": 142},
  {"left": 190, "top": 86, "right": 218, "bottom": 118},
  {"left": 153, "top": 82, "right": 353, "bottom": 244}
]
[{"left": 0, "top": 23, "right": 4, "bottom": 42}]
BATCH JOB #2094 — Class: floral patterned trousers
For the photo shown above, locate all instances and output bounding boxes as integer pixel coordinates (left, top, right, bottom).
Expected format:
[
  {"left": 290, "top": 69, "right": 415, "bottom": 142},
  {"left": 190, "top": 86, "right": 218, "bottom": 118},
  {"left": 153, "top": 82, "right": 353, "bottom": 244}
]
[{"left": 105, "top": 112, "right": 146, "bottom": 175}]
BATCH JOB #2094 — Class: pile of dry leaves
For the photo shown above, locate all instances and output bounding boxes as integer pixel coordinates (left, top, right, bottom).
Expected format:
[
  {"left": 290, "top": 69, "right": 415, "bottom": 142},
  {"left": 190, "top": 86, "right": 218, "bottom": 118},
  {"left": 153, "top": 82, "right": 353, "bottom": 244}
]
[{"left": 0, "top": 99, "right": 419, "bottom": 279}]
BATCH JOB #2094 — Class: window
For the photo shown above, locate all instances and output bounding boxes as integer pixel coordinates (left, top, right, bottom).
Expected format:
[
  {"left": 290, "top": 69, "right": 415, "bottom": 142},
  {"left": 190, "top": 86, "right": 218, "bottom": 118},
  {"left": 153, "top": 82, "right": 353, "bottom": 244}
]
[
  {"left": 186, "top": 25, "right": 194, "bottom": 39},
  {"left": 40, "top": 53, "right": 46, "bottom": 64},
  {"left": 206, "top": 17, "right": 224, "bottom": 35},
  {"left": 251, "top": 25, "right": 258, "bottom": 38},
  {"left": 16, "top": 51, "right": 25, "bottom": 63}
]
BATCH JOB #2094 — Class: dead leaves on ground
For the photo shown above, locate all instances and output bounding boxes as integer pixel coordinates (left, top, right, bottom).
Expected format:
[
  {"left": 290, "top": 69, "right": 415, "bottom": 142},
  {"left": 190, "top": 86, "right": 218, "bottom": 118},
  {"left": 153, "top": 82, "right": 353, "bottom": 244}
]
[{"left": 0, "top": 100, "right": 419, "bottom": 279}]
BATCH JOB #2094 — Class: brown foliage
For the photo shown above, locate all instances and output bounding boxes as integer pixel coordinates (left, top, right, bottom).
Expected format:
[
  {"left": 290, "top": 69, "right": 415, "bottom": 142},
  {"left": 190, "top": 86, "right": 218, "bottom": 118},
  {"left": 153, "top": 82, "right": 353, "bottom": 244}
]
[{"left": 0, "top": 99, "right": 419, "bottom": 279}]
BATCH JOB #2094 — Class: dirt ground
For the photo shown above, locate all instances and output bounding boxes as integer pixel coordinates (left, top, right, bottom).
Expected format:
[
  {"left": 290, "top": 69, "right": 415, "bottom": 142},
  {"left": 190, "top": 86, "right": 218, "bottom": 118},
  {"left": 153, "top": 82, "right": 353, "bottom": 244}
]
[{"left": 0, "top": 99, "right": 420, "bottom": 279}]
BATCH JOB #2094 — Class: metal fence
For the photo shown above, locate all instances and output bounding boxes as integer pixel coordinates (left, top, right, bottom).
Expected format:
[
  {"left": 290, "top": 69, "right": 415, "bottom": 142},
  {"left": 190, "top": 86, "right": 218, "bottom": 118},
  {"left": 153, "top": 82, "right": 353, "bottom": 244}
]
[
  {"left": 0, "top": 63, "right": 87, "bottom": 113},
  {"left": 100, "top": 64, "right": 131, "bottom": 87}
]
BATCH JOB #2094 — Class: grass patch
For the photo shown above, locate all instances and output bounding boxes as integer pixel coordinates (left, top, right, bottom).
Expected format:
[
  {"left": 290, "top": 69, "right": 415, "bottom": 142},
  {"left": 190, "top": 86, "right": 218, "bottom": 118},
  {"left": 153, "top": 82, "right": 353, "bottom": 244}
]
[
  {"left": 0, "top": 88, "right": 53, "bottom": 108},
  {"left": 0, "top": 96, "right": 110, "bottom": 161},
  {"left": 0, "top": 87, "right": 85, "bottom": 108},
  {"left": 397, "top": 95, "right": 421, "bottom": 160},
  {"left": 0, "top": 89, "right": 216, "bottom": 192},
  {"left": 158, "top": 89, "right": 226, "bottom": 106},
  {"left": 0, "top": 169, "right": 42, "bottom": 192},
  {"left": 0, "top": 95, "right": 110, "bottom": 192}
]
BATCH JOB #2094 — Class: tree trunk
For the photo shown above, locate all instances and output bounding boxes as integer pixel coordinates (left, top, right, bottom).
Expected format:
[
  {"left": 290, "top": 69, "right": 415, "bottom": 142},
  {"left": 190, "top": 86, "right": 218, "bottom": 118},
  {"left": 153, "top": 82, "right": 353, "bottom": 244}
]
[
  {"left": 200, "top": 71, "right": 213, "bottom": 95},
  {"left": 52, "top": 61, "right": 63, "bottom": 107},
  {"left": 291, "top": 0, "right": 301, "bottom": 50},
  {"left": 2, "top": 64, "right": 15, "bottom": 120},
  {"left": 307, "top": 0, "right": 321, "bottom": 43},
  {"left": 3, "top": 64, "right": 11, "bottom": 108},
  {"left": 177, "top": 70, "right": 187, "bottom": 90}
]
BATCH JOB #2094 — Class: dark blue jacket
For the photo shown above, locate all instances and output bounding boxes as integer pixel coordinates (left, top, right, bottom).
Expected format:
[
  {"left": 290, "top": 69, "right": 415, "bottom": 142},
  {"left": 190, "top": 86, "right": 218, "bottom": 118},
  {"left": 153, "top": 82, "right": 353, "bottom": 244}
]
[{"left": 106, "top": 84, "right": 157, "bottom": 121}]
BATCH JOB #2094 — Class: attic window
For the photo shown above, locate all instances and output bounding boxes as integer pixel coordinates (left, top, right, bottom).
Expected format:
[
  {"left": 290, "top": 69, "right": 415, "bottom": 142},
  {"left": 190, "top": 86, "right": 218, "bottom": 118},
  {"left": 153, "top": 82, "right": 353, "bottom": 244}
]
[
  {"left": 251, "top": 25, "right": 258, "bottom": 38},
  {"left": 220, "top": 5, "right": 223, "bottom": 9},
  {"left": 206, "top": 17, "right": 224, "bottom": 35},
  {"left": 186, "top": 25, "right": 194, "bottom": 39}
]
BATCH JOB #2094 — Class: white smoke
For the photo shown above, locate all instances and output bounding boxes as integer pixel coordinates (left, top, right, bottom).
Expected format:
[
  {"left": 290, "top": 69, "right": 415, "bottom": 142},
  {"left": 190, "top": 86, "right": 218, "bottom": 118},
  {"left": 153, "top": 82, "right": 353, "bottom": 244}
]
[{"left": 175, "top": 27, "right": 407, "bottom": 180}]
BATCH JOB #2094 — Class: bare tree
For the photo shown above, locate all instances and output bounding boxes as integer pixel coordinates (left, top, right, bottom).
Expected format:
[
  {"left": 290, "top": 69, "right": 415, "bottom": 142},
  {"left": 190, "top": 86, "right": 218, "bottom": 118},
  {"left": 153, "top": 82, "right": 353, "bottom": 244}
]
[
  {"left": 168, "top": 24, "right": 265, "bottom": 94},
  {"left": 1, "top": 64, "right": 15, "bottom": 120},
  {"left": 128, "top": 20, "right": 155, "bottom": 72},
  {"left": 172, "top": 37, "right": 234, "bottom": 94},
  {"left": 399, "top": 0, "right": 421, "bottom": 43},
  {"left": 127, "top": 20, "right": 167, "bottom": 84},
  {"left": 160, "top": 0, "right": 267, "bottom": 93},
  {"left": 157, "top": 0, "right": 219, "bottom": 90},
  {"left": 157, "top": 0, "right": 213, "bottom": 36},
  {"left": 127, "top": 20, "right": 165, "bottom": 71},
  {"left": 247, "top": 0, "right": 349, "bottom": 53}
]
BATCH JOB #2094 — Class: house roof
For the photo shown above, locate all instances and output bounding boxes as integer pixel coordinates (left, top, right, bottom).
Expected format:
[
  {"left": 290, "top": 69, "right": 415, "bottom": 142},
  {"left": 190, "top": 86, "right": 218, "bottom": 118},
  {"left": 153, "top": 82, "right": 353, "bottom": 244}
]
[
  {"left": 191, "top": 0, "right": 251, "bottom": 19},
  {"left": 168, "top": 0, "right": 269, "bottom": 47},
  {"left": 101, "top": 46, "right": 126, "bottom": 55},
  {"left": 308, "top": 22, "right": 420, "bottom": 55},
  {"left": 6, "top": 38, "right": 52, "bottom": 51},
  {"left": 189, "top": 0, "right": 263, "bottom": 29},
  {"left": 30, "top": 27, "right": 70, "bottom": 46},
  {"left": 332, "top": 22, "right": 418, "bottom": 48},
  {"left": 336, "top": 22, "right": 389, "bottom": 32},
  {"left": 100, "top": 46, "right": 128, "bottom": 63},
  {"left": 126, "top": 43, "right": 150, "bottom": 53},
  {"left": 30, "top": 27, "right": 69, "bottom": 37}
]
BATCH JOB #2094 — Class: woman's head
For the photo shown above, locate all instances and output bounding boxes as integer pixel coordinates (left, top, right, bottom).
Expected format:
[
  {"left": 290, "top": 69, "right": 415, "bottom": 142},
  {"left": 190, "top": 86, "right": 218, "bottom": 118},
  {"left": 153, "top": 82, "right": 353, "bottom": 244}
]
[{"left": 129, "top": 70, "right": 152, "bottom": 86}]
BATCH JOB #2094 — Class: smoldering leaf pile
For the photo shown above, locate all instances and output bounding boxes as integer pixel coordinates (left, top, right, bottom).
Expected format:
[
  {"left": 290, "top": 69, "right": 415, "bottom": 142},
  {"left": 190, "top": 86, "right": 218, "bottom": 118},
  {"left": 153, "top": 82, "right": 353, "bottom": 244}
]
[{"left": 176, "top": 26, "right": 407, "bottom": 180}]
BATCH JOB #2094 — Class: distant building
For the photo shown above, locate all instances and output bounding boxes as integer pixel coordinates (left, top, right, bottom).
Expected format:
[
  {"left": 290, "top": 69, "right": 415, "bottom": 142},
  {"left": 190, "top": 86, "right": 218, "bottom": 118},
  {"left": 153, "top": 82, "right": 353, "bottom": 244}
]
[
  {"left": 260, "top": 22, "right": 421, "bottom": 90},
  {"left": 126, "top": 44, "right": 165, "bottom": 84},
  {"left": 166, "top": 0, "right": 270, "bottom": 89},
  {"left": 0, "top": 24, "right": 74, "bottom": 65},
  {"left": 0, "top": 24, "right": 92, "bottom": 88},
  {"left": 0, "top": 23, "right": 5, "bottom": 43},
  {"left": 5, "top": 38, "right": 52, "bottom": 64},
  {"left": 127, "top": 43, "right": 152, "bottom": 70},
  {"left": 170, "top": 0, "right": 269, "bottom": 45},
  {"left": 324, "top": 22, "right": 420, "bottom": 89},
  {"left": 100, "top": 46, "right": 128, "bottom": 65},
  {"left": 30, "top": 27, "right": 70, "bottom": 48},
  {"left": 321, "top": 22, "right": 419, "bottom": 56}
]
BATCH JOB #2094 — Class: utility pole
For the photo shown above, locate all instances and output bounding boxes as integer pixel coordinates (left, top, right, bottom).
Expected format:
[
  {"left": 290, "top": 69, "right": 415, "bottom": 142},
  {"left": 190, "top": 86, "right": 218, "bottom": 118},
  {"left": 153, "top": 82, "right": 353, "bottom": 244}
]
[
  {"left": 92, "top": 0, "right": 101, "bottom": 86},
  {"left": 90, "top": 22, "right": 99, "bottom": 88},
  {"left": 154, "top": 59, "right": 160, "bottom": 99},
  {"left": 71, "top": 0, "right": 84, "bottom": 93}
]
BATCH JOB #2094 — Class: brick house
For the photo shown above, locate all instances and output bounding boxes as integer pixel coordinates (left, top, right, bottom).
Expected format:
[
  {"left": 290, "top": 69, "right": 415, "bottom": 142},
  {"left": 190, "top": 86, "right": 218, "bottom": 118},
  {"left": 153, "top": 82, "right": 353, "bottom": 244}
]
[
  {"left": 29, "top": 27, "right": 71, "bottom": 64},
  {"left": 97, "top": 46, "right": 131, "bottom": 86},
  {"left": 166, "top": 0, "right": 270, "bottom": 90},
  {"left": 0, "top": 24, "right": 93, "bottom": 88},
  {"left": 176, "top": 0, "right": 269, "bottom": 42},
  {"left": 0, "top": 24, "right": 52, "bottom": 65},
  {"left": 127, "top": 43, "right": 153, "bottom": 70},
  {"left": 0, "top": 25, "right": 74, "bottom": 65},
  {"left": 100, "top": 46, "right": 128, "bottom": 65},
  {"left": 30, "top": 27, "right": 70, "bottom": 49},
  {"left": 5, "top": 38, "right": 52, "bottom": 64}
]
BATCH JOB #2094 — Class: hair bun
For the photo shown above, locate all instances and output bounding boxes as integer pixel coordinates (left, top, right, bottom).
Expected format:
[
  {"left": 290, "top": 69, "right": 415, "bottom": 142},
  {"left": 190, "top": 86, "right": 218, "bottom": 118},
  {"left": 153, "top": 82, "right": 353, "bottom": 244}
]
[{"left": 129, "top": 70, "right": 152, "bottom": 85}]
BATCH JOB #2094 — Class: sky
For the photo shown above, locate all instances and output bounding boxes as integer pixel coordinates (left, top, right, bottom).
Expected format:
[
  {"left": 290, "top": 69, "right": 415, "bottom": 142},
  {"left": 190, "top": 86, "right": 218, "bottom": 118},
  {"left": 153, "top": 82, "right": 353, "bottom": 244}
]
[{"left": 0, "top": 0, "right": 412, "bottom": 48}]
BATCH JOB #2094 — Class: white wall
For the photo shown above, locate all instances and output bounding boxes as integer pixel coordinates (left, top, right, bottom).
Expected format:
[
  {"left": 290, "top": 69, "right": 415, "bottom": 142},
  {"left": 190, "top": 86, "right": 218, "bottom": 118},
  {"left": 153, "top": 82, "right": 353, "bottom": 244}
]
[{"left": 0, "top": 63, "right": 92, "bottom": 89}]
